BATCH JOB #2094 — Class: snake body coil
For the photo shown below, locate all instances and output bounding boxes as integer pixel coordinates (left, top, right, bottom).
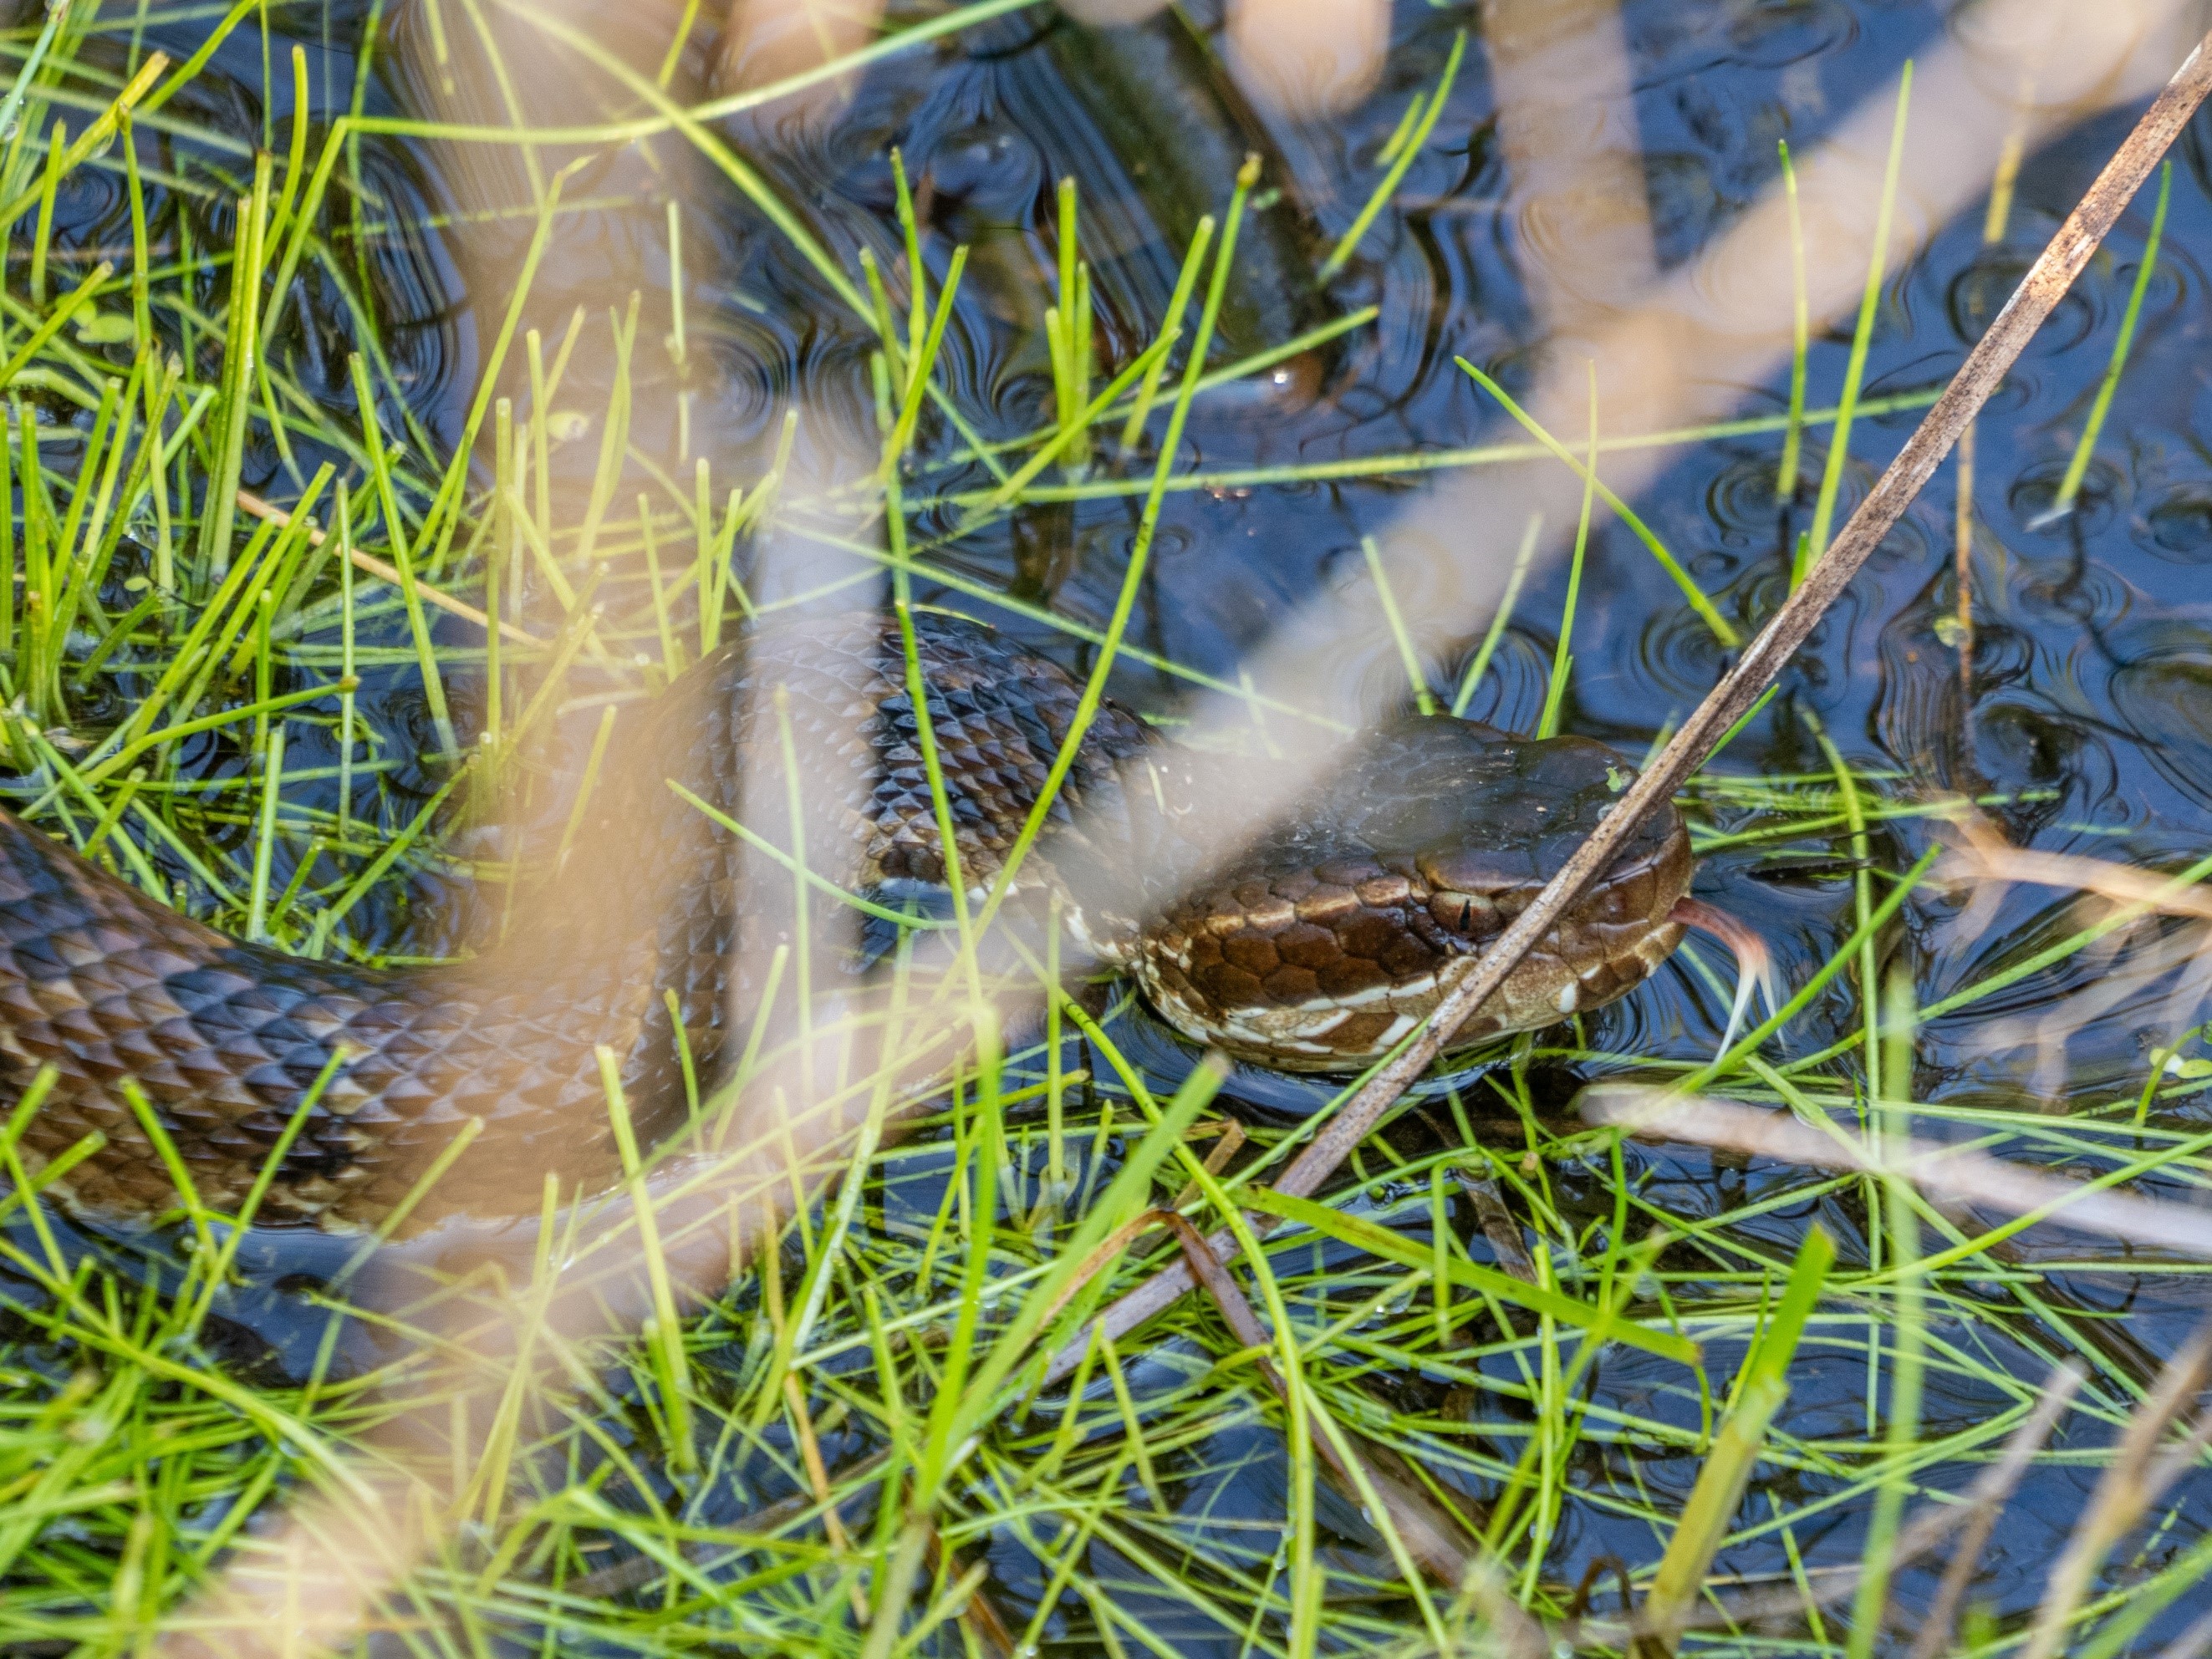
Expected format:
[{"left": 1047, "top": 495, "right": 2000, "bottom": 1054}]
[{"left": 0, "top": 613, "right": 1690, "bottom": 1234}]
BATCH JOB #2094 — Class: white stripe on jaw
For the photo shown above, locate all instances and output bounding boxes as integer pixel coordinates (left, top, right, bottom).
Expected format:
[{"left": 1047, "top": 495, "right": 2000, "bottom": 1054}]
[
  {"left": 1142, "top": 924, "right": 1661, "bottom": 1057},
  {"left": 1273, "top": 971, "right": 1442, "bottom": 1012}
]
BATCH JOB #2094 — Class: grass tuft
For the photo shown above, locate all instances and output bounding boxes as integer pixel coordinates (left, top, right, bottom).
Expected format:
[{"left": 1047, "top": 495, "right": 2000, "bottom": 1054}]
[{"left": 0, "top": 8, "right": 2204, "bottom": 1659}]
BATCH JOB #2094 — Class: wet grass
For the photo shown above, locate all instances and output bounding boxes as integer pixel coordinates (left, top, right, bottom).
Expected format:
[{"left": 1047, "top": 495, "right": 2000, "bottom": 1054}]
[{"left": 2, "top": 4, "right": 2210, "bottom": 1656}]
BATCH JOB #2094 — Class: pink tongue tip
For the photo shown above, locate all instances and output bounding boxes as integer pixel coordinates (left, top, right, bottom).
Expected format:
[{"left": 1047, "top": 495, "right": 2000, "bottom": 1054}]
[{"left": 1670, "top": 897, "right": 1778, "bottom": 1057}]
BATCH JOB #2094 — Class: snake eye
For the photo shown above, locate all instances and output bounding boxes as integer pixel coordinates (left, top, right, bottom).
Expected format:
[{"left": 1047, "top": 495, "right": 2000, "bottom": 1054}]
[{"left": 1430, "top": 889, "right": 1496, "bottom": 937}]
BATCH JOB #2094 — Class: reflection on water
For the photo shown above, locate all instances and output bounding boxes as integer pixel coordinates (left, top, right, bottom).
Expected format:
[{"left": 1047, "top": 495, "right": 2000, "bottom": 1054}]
[{"left": 11, "top": 0, "right": 2212, "bottom": 1645}]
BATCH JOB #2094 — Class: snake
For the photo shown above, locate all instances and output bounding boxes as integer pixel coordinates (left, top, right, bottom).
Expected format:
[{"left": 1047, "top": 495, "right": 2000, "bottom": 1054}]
[{"left": 0, "top": 610, "right": 1693, "bottom": 1237}]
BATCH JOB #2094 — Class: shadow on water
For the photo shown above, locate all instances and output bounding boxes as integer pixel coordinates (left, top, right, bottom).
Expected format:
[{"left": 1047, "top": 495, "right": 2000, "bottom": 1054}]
[{"left": 13, "top": 0, "right": 2212, "bottom": 1647}]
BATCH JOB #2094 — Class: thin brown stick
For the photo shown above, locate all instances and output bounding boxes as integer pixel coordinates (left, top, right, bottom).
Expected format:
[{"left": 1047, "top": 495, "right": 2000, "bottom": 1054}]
[
  {"left": 234, "top": 490, "right": 546, "bottom": 646},
  {"left": 1047, "top": 27, "right": 2212, "bottom": 1382},
  {"left": 1160, "top": 1215, "right": 1485, "bottom": 1593},
  {"left": 1903, "top": 1362, "right": 2087, "bottom": 1659},
  {"left": 1563, "top": 1358, "right": 2087, "bottom": 1646},
  {"left": 783, "top": 1371, "right": 869, "bottom": 1622},
  {"left": 566, "top": 1448, "right": 893, "bottom": 1598}
]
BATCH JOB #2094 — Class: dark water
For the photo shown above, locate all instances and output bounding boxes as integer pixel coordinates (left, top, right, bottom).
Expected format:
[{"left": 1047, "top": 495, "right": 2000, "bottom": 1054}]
[{"left": 14, "top": 0, "right": 2212, "bottom": 1647}]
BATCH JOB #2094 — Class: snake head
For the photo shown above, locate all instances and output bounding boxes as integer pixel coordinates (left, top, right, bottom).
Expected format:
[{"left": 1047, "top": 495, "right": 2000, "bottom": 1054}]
[{"left": 1128, "top": 715, "right": 1695, "bottom": 1071}]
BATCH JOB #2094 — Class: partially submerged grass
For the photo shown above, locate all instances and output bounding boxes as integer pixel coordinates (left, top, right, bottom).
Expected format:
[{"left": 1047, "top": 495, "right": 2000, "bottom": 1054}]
[{"left": 0, "top": 4, "right": 2208, "bottom": 1657}]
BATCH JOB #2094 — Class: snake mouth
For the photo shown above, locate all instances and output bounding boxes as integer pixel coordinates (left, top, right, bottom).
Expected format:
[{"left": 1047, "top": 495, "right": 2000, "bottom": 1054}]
[
  {"left": 1133, "top": 894, "right": 1691, "bottom": 1071},
  {"left": 1127, "top": 716, "right": 1696, "bottom": 1071}
]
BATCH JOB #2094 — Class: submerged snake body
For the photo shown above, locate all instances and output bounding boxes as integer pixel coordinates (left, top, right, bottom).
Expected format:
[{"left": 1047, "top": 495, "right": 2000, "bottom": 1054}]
[{"left": 0, "top": 613, "right": 1689, "bottom": 1234}]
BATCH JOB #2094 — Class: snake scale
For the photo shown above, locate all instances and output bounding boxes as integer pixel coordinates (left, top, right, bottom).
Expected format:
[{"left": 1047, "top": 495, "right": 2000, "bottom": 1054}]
[{"left": 0, "top": 611, "right": 1691, "bottom": 1236}]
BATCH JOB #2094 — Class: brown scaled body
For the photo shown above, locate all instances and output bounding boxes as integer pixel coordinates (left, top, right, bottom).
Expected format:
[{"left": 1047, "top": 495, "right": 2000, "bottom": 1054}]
[{"left": 0, "top": 613, "right": 1690, "bottom": 1233}]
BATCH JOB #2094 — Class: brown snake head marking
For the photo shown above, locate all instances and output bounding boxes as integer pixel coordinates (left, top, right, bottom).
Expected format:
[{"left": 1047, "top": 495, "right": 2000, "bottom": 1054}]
[
  {"left": 1120, "top": 715, "right": 1694, "bottom": 1070},
  {"left": 0, "top": 613, "right": 1692, "bottom": 1232}
]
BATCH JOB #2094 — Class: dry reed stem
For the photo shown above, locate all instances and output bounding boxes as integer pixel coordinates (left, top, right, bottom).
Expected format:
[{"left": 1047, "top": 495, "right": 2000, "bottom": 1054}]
[
  {"left": 2020, "top": 1326, "right": 2212, "bottom": 1659},
  {"left": 1944, "top": 828, "right": 2212, "bottom": 922},
  {"left": 1478, "top": 0, "right": 1657, "bottom": 347},
  {"left": 1582, "top": 1090, "right": 2212, "bottom": 1260},
  {"left": 233, "top": 490, "right": 546, "bottom": 645},
  {"left": 1567, "top": 1361, "right": 2087, "bottom": 1646},
  {"left": 1455, "top": 1170, "right": 1537, "bottom": 1283},
  {"left": 1226, "top": 0, "right": 1387, "bottom": 115},
  {"left": 1902, "top": 1362, "right": 2089, "bottom": 1659}
]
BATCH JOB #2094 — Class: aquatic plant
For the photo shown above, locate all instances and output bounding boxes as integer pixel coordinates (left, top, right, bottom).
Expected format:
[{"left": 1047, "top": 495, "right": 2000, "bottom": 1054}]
[{"left": 1, "top": 3, "right": 2209, "bottom": 1656}]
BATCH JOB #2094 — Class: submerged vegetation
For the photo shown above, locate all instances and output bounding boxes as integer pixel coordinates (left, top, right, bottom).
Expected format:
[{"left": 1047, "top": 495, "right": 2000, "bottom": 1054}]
[{"left": 0, "top": 2, "right": 2209, "bottom": 1656}]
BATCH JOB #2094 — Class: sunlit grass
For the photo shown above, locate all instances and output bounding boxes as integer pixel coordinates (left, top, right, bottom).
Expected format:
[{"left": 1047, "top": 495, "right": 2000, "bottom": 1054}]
[{"left": 0, "top": 4, "right": 2208, "bottom": 1657}]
